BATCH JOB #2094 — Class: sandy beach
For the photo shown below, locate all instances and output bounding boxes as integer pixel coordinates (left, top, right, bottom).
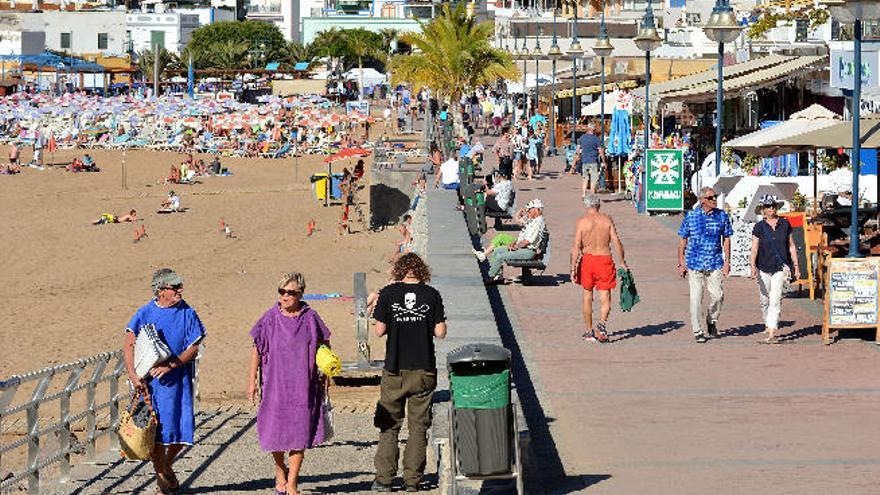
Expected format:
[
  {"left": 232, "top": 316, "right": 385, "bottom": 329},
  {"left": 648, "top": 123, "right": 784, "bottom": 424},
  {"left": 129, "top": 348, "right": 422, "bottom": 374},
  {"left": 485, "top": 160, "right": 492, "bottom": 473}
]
[{"left": 0, "top": 147, "right": 396, "bottom": 401}]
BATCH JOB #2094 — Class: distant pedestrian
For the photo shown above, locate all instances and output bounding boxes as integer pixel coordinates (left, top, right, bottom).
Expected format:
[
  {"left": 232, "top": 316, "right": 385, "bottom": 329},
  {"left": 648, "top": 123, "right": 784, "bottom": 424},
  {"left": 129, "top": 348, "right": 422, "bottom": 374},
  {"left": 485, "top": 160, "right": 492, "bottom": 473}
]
[
  {"left": 571, "top": 195, "right": 628, "bottom": 343},
  {"left": 677, "top": 187, "right": 733, "bottom": 343},
  {"left": 122, "top": 268, "right": 206, "bottom": 495},
  {"left": 373, "top": 254, "right": 447, "bottom": 492},
  {"left": 492, "top": 125, "right": 514, "bottom": 178},
  {"left": 575, "top": 123, "right": 604, "bottom": 197},
  {"left": 247, "top": 272, "right": 331, "bottom": 495},
  {"left": 749, "top": 195, "right": 800, "bottom": 344}
]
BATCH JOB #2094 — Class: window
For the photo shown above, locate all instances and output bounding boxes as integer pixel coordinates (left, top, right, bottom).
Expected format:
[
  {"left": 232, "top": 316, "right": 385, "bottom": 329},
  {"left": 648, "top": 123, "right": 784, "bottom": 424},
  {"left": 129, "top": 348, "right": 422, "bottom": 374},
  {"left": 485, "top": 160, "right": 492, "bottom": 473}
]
[
  {"left": 60, "top": 32, "right": 71, "bottom": 50},
  {"left": 97, "top": 33, "right": 108, "bottom": 50}
]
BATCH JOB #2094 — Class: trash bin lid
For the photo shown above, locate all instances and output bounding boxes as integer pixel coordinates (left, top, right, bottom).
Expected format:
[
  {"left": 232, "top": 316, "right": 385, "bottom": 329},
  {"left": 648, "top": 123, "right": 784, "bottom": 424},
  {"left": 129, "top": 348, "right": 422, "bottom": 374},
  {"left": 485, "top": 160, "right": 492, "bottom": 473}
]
[{"left": 447, "top": 343, "right": 510, "bottom": 366}]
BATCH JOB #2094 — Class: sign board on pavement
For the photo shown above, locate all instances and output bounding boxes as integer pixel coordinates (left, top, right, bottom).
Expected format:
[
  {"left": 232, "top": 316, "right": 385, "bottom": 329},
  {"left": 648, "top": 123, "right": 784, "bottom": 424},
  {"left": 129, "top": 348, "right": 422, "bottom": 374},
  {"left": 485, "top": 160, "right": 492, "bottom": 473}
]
[
  {"left": 645, "top": 149, "right": 684, "bottom": 212},
  {"left": 823, "top": 257, "right": 880, "bottom": 344}
]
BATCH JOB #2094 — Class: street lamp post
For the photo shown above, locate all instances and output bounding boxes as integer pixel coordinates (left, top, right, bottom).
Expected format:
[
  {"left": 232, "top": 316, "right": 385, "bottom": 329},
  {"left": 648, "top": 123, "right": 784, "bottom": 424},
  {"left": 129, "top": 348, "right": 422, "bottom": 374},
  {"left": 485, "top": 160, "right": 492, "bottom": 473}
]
[
  {"left": 520, "top": 28, "right": 528, "bottom": 120},
  {"left": 633, "top": 1, "right": 663, "bottom": 213},
  {"left": 568, "top": 1, "right": 584, "bottom": 133},
  {"left": 703, "top": 0, "right": 741, "bottom": 177},
  {"left": 593, "top": 0, "right": 614, "bottom": 188},
  {"left": 548, "top": 7, "right": 563, "bottom": 154},
  {"left": 821, "top": 0, "right": 880, "bottom": 257}
]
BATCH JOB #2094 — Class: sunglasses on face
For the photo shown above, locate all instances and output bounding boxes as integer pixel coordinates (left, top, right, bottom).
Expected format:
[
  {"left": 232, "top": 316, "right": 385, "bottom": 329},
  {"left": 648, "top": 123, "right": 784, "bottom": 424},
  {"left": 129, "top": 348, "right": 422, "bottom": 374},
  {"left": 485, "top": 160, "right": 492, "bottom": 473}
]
[
  {"left": 703, "top": 195, "right": 717, "bottom": 201},
  {"left": 162, "top": 284, "right": 183, "bottom": 291},
  {"left": 278, "top": 288, "right": 303, "bottom": 297}
]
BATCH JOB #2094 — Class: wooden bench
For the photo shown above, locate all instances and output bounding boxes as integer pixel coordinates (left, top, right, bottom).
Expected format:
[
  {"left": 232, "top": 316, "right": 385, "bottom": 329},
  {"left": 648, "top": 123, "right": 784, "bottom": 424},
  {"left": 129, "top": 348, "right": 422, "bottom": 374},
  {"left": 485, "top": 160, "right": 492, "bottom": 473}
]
[
  {"left": 484, "top": 190, "right": 517, "bottom": 230},
  {"left": 504, "top": 230, "right": 550, "bottom": 284}
]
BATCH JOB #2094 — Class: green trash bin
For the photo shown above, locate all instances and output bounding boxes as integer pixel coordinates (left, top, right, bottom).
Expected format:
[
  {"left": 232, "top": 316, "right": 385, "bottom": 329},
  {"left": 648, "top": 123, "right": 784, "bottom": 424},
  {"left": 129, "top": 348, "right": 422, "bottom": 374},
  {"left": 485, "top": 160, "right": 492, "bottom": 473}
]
[{"left": 447, "top": 344, "right": 512, "bottom": 476}]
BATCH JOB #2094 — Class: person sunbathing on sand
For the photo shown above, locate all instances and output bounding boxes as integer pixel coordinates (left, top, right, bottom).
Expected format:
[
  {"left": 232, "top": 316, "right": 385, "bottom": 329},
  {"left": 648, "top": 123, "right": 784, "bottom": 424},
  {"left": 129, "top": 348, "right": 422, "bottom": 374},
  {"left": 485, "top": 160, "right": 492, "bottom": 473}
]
[
  {"left": 92, "top": 209, "right": 137, "bottom": 225},
  {"left": 160, "top": 165, "right": 181, "bottom": 184}
]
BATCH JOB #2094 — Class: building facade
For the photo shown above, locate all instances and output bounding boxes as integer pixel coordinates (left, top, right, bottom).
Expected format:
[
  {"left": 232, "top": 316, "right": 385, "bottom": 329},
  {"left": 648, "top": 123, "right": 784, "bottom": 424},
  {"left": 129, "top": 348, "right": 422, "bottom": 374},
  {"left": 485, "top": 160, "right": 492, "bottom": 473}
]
[
  {"left": 0, "top": 11, "right": 127, "bottom": 57},
  {"left": 126, "top": 10, "right": 200, "bottom": 54}
]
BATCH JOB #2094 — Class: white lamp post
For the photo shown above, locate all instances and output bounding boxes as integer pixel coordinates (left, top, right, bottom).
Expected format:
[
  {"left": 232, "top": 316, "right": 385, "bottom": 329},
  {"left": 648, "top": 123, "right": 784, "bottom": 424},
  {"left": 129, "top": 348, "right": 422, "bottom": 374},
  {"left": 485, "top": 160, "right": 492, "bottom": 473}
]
[{"left": 703, "top": 0, "right": 741, "bottom": 178}]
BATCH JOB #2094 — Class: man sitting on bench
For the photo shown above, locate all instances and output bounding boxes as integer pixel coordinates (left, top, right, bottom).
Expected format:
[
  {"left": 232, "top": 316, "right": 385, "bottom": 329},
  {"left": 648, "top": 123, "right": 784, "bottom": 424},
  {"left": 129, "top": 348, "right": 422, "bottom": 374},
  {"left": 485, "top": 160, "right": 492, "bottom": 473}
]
[{"left": 486, "top": 199, "right": 546, "bottom": 284}]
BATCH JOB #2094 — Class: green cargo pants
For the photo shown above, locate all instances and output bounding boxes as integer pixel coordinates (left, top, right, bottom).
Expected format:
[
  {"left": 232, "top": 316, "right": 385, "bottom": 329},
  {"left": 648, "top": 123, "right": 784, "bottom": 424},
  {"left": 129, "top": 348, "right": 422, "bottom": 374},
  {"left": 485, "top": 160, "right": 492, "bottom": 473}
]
[{"left": 374, "top": 369, "right": 437, "bottom": 486}]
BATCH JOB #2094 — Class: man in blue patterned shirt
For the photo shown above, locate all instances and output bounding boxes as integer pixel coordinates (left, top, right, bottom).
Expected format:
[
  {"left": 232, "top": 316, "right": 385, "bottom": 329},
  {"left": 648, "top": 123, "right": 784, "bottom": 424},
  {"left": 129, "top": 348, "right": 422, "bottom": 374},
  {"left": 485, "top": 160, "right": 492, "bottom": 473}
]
[{"left": 677, "top": 187, "right": 733, "bottom": 343}]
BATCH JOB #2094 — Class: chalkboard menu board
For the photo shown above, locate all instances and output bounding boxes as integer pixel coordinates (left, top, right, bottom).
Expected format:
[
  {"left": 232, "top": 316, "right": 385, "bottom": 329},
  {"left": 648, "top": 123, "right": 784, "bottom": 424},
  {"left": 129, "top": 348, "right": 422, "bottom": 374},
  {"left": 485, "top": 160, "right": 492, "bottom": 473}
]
[{"left": 823, "top": 258, "right": 880, "bottom": 344}]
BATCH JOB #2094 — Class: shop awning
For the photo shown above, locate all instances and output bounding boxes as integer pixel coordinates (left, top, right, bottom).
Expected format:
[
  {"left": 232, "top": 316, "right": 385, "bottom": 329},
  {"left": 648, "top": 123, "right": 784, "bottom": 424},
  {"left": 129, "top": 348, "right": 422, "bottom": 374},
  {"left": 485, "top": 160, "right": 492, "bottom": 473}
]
[
  {"left": 556, "top": 78, "right": 638, "bottom": 99},
  {"left": 767, "top": 113, "right": 880, "bottom": 150},
  {"left": 724, "top": 104, "right": 842, "bottom": 157},
  {"left": 657, "top": 55, "right": 827, "bottom": 104},
  {"left": 641, "top": 53, "right": 792, "bottom": 99}
]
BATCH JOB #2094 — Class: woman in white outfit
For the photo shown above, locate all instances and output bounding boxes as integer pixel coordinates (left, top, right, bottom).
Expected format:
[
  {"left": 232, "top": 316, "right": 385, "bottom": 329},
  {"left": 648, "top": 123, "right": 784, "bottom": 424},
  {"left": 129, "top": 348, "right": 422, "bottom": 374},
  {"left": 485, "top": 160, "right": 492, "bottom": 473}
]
[{"left": 749, "top": 195, "right": 801, "bottom": 344}]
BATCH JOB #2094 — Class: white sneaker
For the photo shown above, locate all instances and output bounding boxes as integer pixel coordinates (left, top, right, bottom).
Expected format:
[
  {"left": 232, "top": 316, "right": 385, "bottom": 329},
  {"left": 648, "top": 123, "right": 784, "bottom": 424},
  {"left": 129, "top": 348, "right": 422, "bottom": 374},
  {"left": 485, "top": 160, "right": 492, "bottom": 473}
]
[{"left": 472, "top": 248, "right": 486, "bottom": 261}]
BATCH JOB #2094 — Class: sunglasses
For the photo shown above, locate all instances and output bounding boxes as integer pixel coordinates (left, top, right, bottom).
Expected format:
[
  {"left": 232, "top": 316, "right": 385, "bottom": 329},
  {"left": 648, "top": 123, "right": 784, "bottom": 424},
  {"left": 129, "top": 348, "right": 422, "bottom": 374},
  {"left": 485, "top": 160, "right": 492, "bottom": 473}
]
[
  {"left": 703, "top": 195, "right": 717, "bottom": 201},
  {"left": 278, "top": 288, "right": 303, "bottom": 297},
  {"left": 162, "top": 284, "right": 183, "bottom": 291}
]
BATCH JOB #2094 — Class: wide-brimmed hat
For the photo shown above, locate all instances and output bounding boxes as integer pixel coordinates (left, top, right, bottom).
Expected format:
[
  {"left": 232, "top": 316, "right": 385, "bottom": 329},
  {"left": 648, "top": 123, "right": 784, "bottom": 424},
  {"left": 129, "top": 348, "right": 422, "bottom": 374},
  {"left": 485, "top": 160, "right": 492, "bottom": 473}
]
[
  {"left": 525, "top": 198, "right": 544, "bottom": 210},
  {"left": 754, "top": 194, "right": 783, "bottom": 214}
]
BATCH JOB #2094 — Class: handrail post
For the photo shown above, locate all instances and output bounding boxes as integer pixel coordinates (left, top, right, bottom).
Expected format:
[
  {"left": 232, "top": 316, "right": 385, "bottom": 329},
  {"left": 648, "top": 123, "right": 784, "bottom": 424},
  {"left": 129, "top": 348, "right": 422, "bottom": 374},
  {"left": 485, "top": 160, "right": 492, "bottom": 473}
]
[
  {"left": 28, "top": 375, "right": 52, "bottom": 495},
  {"left": 59, "top": 366, "right": 85, "bottom": 482},
  {"left": 0, "top": 378, "right": 21, "bottom": 482},
  {"left": 85, "top": 359, "right": 108, "bottom": 462},
  {"left": 108, "top": 356, "right": 125, "bottom": 451}
]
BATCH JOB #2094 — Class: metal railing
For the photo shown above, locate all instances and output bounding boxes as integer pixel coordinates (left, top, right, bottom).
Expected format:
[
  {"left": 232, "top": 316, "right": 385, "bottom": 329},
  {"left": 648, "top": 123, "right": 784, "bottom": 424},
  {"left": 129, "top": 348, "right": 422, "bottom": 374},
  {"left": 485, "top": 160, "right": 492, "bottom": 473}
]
[{"left": 0, "top": 352, "right": 129, "bottom": 494}]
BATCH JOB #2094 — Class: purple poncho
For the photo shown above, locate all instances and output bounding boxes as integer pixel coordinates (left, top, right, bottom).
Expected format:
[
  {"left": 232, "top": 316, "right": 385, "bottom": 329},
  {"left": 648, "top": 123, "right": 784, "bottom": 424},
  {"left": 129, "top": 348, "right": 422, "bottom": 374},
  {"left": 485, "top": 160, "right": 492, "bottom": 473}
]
[{"left": 250, "top": 303, "right": 330, "bottom": 452}]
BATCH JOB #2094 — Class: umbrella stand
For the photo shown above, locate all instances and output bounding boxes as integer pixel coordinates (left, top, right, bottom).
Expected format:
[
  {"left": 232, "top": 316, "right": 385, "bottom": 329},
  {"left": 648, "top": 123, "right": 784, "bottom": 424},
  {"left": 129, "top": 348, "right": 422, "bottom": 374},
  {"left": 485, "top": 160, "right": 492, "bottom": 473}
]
[
  {"left": 325, "top": 162, "right": 331, "bottom": 208},
  {"left": 122, "top": 147, "right": 127, "bottom": 190}
]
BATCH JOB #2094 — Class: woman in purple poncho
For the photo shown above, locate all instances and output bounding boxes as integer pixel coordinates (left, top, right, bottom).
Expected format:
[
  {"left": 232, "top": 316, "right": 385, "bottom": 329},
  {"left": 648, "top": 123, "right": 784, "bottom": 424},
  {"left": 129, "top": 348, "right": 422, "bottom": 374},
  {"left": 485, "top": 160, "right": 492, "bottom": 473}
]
[{"left": 247, "top": 272, "right": 331, "bottom": 495}]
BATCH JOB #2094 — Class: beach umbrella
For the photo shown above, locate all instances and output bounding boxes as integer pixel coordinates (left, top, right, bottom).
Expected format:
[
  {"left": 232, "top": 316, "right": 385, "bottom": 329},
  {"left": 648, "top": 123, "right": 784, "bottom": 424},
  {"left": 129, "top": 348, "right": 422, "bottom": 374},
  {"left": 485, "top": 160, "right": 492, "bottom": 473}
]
[{"left": 323, "top": 147, "right": 370, "bottom": 164}]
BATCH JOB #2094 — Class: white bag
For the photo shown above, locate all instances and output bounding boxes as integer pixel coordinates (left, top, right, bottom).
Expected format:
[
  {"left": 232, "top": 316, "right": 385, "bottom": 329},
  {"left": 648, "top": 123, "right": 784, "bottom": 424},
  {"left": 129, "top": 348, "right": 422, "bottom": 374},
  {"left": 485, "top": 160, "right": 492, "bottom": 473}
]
[
  {"left": 322, "top": 394, "right": 335, "bottom": 443},
  {"left": 134, "top": 324, "right": 171, "bottom": 378}
]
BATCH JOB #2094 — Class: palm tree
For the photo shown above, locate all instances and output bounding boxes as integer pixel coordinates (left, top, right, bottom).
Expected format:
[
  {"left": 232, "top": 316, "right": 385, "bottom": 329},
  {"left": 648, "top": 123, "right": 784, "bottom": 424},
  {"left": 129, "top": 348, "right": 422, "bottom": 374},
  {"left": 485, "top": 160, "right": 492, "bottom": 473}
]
[
  {"left": 209, "top": 40, "right": 248, "bottom": 71},
  {"left": 390, "top": 3, "right": 517, "bottom": 135},
  {"left": 312, "top": 28, "right": 348, "bottom": 76},
  {"left": 280, "top": 41, "right": 315, "bottom": 71},
  {"left": 136, "top": 47, "right": 181, "bottom": 83},
  {"left": 342, "top": 29, "right": 385, "bottom": 98}
]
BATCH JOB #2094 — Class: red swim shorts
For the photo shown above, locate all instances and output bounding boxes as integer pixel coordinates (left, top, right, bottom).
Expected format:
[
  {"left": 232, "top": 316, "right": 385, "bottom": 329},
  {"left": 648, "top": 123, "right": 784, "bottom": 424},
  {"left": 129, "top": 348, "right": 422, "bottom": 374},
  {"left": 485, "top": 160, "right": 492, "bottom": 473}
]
[{"left": 579, "top": 254, "right": 617, "bottom": 291}]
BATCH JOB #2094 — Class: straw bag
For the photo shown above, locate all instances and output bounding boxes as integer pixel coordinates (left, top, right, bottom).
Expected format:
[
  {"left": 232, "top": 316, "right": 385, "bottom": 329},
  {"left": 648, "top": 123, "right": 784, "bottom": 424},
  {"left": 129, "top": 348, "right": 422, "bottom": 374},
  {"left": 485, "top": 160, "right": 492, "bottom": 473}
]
[
  {"left": 134, "top": 323, "right": 171, "bottom": 379},
  {"left": 118, "top": 391, "right": 157, "bottom": 461}
]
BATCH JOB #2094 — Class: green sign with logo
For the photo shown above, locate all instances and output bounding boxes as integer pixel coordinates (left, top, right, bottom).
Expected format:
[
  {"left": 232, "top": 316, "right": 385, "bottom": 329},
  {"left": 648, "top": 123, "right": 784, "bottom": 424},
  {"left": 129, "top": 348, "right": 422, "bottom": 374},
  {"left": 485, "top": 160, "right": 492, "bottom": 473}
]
[{"left": 646, "top": 149, "right": 684, "bottom": 212}]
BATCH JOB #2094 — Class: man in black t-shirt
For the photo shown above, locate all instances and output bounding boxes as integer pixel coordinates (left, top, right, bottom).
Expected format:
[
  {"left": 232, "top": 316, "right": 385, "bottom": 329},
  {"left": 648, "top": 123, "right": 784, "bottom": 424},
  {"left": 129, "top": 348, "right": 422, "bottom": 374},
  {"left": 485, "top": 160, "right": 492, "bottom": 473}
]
[{"left": 372, "top": 253, "right": 447, "bottom": 492}]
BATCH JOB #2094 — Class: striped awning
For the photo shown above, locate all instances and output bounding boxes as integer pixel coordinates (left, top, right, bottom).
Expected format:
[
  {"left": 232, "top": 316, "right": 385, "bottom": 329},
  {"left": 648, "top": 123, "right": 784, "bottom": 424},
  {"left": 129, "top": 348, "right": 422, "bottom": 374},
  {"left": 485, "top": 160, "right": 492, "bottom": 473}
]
[
  {"left": 556, "top": 79, "right": 638, "bottom": 99},
  {"left": 657, "top": 55, "right": 827, "bottom": 104}
]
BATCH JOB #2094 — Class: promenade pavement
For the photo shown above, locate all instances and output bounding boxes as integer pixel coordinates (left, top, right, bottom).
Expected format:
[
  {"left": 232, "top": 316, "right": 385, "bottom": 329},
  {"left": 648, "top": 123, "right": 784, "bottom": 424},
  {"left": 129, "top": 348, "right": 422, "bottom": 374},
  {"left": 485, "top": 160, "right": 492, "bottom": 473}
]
[{"left": 481, "top": 145, "right": 880, "bottom": 494}]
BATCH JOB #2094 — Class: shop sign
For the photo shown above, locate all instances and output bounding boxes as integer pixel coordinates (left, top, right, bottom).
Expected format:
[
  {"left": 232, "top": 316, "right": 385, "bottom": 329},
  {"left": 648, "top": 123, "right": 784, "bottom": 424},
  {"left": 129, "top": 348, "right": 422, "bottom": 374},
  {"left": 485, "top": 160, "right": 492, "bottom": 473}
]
[{"left": 831, "top": 49, "right": 879, "bottom": 90}]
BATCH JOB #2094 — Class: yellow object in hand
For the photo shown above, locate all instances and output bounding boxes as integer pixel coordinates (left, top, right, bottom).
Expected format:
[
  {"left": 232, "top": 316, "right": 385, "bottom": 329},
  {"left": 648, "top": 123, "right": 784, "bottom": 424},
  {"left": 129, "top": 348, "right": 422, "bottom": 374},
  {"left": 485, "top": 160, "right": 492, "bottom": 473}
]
[{"left": 316, "top": 344, "right": 341, "bottom": 377}]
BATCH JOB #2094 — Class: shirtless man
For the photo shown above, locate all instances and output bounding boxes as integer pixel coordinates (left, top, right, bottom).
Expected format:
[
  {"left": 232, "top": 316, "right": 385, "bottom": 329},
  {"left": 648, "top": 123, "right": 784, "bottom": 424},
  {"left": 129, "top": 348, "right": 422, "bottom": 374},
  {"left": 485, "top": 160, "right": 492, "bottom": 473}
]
[
  {"left": 571, "top": 195, "right": 628, "bottom": 343},
  {"left": 92, "top": 209, "right": 137, "bottom": 225}
]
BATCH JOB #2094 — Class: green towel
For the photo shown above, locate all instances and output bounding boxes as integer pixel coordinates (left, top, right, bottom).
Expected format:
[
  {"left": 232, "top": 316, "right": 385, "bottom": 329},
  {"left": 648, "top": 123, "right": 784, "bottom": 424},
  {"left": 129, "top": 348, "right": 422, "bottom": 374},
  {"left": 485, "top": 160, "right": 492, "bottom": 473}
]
[{"left": 617, "top": 268, "right": 640, "bottom": 312}]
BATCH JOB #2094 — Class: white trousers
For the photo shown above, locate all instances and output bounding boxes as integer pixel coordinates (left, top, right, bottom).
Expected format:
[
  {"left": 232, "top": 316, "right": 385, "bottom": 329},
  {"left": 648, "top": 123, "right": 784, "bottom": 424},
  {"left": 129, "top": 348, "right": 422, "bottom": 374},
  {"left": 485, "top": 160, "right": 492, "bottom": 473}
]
[
  {"left": 688, "top": 269, "right": 724, "bottom": 336},
  {"left": 757, "top": 270, "right": 786, "bottom": 330}
]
